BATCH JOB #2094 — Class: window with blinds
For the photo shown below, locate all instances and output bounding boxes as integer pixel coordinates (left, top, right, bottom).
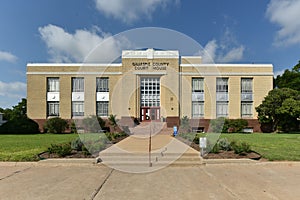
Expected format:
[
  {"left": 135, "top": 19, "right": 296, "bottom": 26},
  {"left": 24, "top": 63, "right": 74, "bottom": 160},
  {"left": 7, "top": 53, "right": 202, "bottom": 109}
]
[
  {"left": 47, "top": 78, "right": 59, "bottom": 92},
  {"left": 72, "top": 77, "right": 84, "bottom": 92},
  {"left": 96, "top": 77, "right": 109, "bottom": 92},
  {"left": 72, "top": 101, "right": 84, "bottom": 116}
]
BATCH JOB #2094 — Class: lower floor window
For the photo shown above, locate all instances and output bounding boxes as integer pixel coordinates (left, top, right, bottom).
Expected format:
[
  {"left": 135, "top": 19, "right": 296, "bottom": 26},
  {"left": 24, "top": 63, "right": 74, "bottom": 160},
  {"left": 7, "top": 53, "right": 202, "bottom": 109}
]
[
  {"left": 241, "top": 102, "right": 252, "bottom": 117},
  {"left": 97, "top": 101, "right": 109, "bottom": 117},
  {"left": 47, "top": 102, "right": 59, "bottom": 116},
  {"left": 216, "top": 102, "right": 228, "bottom": 118},
  {"left": 192, "top": 101, "right": 204, "bottom": 118},
  {"left": 72, "top": 101, "right": 84, "bottom": 116}
]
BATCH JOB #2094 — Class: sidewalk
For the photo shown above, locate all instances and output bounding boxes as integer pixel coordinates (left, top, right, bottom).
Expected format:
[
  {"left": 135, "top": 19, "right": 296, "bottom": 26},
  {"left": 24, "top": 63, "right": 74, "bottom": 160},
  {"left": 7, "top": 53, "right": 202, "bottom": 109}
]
[{"left": 0, "top": 160, "right": 300, "bottom": 200}]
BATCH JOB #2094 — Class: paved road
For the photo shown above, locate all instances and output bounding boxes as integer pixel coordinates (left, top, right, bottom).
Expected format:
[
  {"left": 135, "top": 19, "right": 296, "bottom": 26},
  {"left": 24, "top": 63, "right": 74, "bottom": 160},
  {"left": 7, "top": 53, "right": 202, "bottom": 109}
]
[{"left": 0, "top": 160, "right": 299, "bottom": 200}]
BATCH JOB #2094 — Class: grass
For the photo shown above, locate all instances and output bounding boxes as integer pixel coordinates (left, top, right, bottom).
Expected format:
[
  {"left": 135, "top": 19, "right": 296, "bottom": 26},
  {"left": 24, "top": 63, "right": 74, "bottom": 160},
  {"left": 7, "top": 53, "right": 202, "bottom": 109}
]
[
  {"left": 219, "top": 133, "right": 300, "bottom": 161},
  {"left": 0, "top": 134, "right": 78, "bottom": 161},
  {"left": 180, "top": 133, "right": 300, "bottom": 161},
  {"left": 1, "top": 133, "right": 300, "bottom": 161}
]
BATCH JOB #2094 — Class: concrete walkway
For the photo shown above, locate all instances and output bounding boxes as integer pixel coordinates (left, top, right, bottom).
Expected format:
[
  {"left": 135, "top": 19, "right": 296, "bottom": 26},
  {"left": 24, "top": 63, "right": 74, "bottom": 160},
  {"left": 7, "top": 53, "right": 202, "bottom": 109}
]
[
  {"left": 98, "top": 130, "right": 202, "bottom": 173},
  {"left": 0, "top": 160, "right": 300, "bottom": 199}
]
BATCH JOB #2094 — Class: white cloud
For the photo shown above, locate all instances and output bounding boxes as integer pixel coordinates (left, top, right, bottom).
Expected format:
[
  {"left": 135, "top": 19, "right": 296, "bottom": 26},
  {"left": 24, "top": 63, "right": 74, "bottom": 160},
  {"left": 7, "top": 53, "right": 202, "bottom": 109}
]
[
  {"left": 0, "top": 81, "right": 26, "bottom": 99},
  {"left": 266, "top": 0, "right": 300, "bottom": 46},
  {"left": 0, "top": 51, "right": 17, "bottom": 63},
  {"left": 197, "top": 28, "right": 245, "bottom": 63},
  {"left": 39, "top": 24, "right": 129, "bottom": 63},
  {"left": 95, "top": 0, "right": 179, "bottom": 23}
]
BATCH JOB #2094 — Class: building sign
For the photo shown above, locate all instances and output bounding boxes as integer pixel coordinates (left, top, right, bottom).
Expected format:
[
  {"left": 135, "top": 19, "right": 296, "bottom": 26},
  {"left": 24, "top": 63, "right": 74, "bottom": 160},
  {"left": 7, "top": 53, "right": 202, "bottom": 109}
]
[{"left": 132, "top": 62, "right": 169, "bottom": 71}]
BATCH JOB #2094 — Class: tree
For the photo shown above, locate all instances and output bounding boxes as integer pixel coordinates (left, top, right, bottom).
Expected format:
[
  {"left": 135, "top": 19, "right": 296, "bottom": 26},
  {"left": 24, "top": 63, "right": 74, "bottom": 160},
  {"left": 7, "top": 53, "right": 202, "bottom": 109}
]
[
  {"left": 44, "top": 117, "right": 69, "bottom": 134},
  {"left": 256, "top": 88, "right": 300, "bottom": 132},
  {"left": 275, "top": 61, "right": 300, "bottom": 91},
  {"left": 0, "top": 98, "right": 27, "bottom": 121}
]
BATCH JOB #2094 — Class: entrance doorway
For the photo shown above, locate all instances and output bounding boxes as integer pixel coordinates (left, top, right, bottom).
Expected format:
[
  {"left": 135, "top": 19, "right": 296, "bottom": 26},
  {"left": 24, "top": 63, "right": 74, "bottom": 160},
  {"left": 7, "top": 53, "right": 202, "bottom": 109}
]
[
  {"left": 140, "top": 77, "right": 160, "bottom": 121},
  {"left": 141, "top": 107, "right": 160, "bottom": 121}
]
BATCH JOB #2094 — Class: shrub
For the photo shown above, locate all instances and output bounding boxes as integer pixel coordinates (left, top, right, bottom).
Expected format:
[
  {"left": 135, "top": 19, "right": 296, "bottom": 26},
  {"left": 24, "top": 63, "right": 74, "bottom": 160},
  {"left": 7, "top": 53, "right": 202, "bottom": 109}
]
[
  {"left": 0, "top": 117, "right": 40, "bottom": 134},
  {"left": 180, "top": 116, "right": 191, "bottom": 133},
  {"left": 231, "top": 141, "right": 251, "bottom": 155},
  {"left": 217, "top": 138, "right": 232, "bottom": 151},
  {"left": 227, "top": 119, "right": 248, "bottom": 133},
  {"left": 83, "top": 115, "right": 101, "bottom": 133},
  {"left": 71, "top": 138, "right": 83, "bottom": 151},
  {"left": 48, "top": 143, "right": 72, "bottom": 157},
  {"left": 70, "top": 121, "right": 77, "bottom": 134},
  {"left": 209, "top": 117, "right": 227, "bottom": 133},
  {"left": 44, "top": 117, "right": 68, "bottom": 134}
]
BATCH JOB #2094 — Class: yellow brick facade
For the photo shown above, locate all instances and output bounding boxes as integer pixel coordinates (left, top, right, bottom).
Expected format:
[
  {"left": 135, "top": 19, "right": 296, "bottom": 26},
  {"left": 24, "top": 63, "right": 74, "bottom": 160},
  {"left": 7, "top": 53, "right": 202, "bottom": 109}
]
[{"left": 27, "top": 49, "right": 273, "bottom": 131}]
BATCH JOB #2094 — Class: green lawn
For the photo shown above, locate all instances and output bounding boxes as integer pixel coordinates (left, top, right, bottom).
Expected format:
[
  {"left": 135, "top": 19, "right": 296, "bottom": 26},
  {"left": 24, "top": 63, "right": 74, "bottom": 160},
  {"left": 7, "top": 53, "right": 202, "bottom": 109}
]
[
  {"left": 192, "top": 133, "right": 300, "bottom": 161},
  {"left": 218, "top": 133, "right": 300, "bottom": 161},
  {"left": 1, "top": 133, "right": 300, "bottom": 161},
  {"left": 0, "top": 134, "right": 78, "bottom": 161}
]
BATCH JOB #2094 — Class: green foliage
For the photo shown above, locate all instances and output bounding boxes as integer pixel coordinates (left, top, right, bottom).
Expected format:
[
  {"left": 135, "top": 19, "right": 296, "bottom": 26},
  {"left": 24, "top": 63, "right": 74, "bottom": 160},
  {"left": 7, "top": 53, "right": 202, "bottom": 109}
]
[
  {"left": 256, "top": 88, "right": 300, "bottom": 132},
  {"left": 217, "top": 138, "right": 232, "bottom": 151},
  {"left": 70, "top": 138, "right": 83, "bottom": 151},
  {"left": 209, "top": 117, "right": 226, "bottom": 133},
  {"left": 108, "top": 114, "right": 117, "bottom": 127},
  {"left": 47, "top": 143, "right": 72, "bottom": 157},
  {"left": 0, "top": 117, "right": 39, "bottom": 134},
  {"left": 223, "top": 119, "right": 248, "bottom": 133},
  {"left": 180, "top": 116, "right": 190, "bottom": 132},
  {"left": 83, "top": 115, "right": 101, "bottom": 133},
  {"left": 275, "top": 61, "right": 300, "bottom": 91},
  {"left": 70, "top": 121, "right": 77, "bottom": 133},
  {"left": 230, "top": 141, "right": 251, "bottom": 155},
  {"left": 44, "top": 117, "right": 69, "bottom": 134}
]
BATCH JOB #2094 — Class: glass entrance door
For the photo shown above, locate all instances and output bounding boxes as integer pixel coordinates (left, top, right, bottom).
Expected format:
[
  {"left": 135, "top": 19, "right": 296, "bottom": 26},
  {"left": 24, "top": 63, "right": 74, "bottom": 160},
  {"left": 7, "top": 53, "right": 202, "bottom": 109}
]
[{"left": 140, "top": 77, "right": 160, "bottom": 121}]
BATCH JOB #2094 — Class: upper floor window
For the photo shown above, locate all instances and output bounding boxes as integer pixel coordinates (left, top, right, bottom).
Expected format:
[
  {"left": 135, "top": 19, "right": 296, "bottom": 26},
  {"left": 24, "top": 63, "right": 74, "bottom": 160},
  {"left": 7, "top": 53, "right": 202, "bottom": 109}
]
[
  {"left": 72, "top": 77, "right": 84, "bottom": 92},
  {"left": 96, "top": 77, "right": 109, "bottom": 92},
  {"left": 241, "top": 78, "right": 253, "bottom": 93},
  {"left": 216, "top": 78, "right": 228, "bottom": 93},
  {"left": 192, "top": 78, "right": 204, "bottom": 92},
  {"left": 47, "top": 78, "right": 59, "bottom": 92}
]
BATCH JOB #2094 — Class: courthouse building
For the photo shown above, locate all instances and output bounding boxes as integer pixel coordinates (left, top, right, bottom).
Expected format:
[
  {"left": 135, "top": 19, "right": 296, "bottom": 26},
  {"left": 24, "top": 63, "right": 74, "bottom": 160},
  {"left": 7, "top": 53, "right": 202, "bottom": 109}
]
[{"left": 27, "top": 49, "right": 273, "bottom": 132}]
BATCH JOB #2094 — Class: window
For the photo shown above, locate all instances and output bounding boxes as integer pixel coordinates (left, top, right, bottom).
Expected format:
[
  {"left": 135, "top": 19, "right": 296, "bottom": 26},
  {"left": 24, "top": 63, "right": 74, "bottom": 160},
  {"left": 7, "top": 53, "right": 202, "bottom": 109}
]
[
  {"left": 192, "top": 78, "right": 204, "bottom": 118},
  {"left": 192, "top": 78, "right": 204, "bottom": 92},
  {"left": 47, "top": 102, "right": 59, "bottom": 116},
  {"left": 241, "top": 78, "right": 252, "bottom": 93},
  {"left": 96, "top": 101, "right": 109, "bottom": 116},
  {"left": 140, "top": 77, "right": 160, "bottom": 107},
  {"left": 96, "top": 77, "right": 109, "bottom": 92},
  {"left": 216, "top": 102, "right": 228, "bottom": 118},
  {"left": 216, "top": 78, "right": 228, "bottom": 92},
  {"left": 47, "top": 78, "right": 59, "bottom": 92},
  {"left": 241, "top": 102, "right": 252, "bottom": 117},
  {"left": 192, "top": 102, "right": 204, "bottom": 118},
  {"left": 72, "top": 101, "right": 84, "bottom": 116},
  {"left": 72, "top": 77, "right": 84, "bottom": 92}
]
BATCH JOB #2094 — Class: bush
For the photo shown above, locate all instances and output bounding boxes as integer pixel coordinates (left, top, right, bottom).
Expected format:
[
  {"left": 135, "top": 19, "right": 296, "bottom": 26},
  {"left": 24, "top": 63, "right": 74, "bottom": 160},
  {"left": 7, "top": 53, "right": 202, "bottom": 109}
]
[
  {"left": 180, "top": 116, "right": 191, "bottom": 133},
  {"left": 0, "top": 117, "right": 40, "bottom": 134},
  {"left": 217, "top": 138, "right": 232, "bottom": 151},
  {"left": 48, "top": 143, "right": 72, "bottom": 157},
  {"left": 226, "top": 119, "right": 248, "bottom": 133},
  {"left": 71, "top": 138, "right": 83, "bottom": 151},
  {"left": 231, "top": 141, "right": 251, "bottom": 155},
  {"left": 209, "top": 117, "right": 227, "bottom": 133},
  {"left": 44, "top": 117, "right": 69, "bottom": 134}
]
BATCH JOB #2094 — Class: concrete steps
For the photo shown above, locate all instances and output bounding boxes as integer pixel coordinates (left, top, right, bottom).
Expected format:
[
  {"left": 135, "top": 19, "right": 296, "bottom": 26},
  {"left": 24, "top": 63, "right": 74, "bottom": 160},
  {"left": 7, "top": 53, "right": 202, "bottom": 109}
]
[{"left": 97, "top": 133, "right": 203, "bottom": 172}]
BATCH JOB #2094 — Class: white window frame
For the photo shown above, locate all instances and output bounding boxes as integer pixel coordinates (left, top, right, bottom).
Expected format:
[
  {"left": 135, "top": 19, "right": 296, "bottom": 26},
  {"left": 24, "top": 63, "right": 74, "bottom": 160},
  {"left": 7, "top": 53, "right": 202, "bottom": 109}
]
[
  {"left": 216, "top": 102, "right": 228, "bottom": 118},
  {"left": 96, "top": 101, "right": 109, "bottom": 117},
  {"left": 192, "top": 101, "right": 204, "bottom": 118},
  {"left": 96, "top": 77, "right": 109, "bottom": 92},
  {"left": 72, "top": 77, "right": 84, "bottom": 92},
  {"left": 72, "top": 101, "right": 84, "bottom": 116},
  {"left": 47, "top": 78, "right": 59, "bottom": 92},
  {"left": 241, "top": 102, "right": 253, "bottom": 118},
  {"left": 47, "top": 102, "right": 59, "bottom": 116}
]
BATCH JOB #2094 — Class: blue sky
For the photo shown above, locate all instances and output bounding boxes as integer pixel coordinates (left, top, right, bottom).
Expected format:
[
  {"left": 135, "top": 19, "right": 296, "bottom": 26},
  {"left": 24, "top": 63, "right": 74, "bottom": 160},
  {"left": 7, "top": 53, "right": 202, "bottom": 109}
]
[{"left": 0, "top": 0, "right": 300, "bottom": 108}]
